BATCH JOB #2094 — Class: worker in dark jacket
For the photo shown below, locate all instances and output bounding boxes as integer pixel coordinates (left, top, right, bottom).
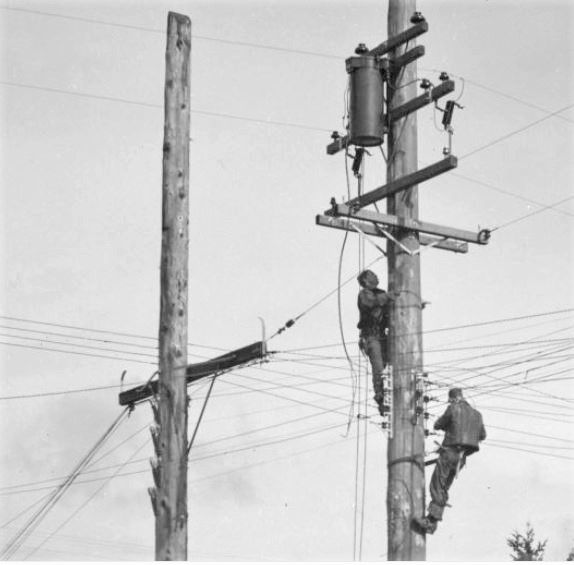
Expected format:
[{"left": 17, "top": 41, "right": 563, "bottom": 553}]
[
  {"left": 414, "top": 387, "right": 486, "bottom": 534},
  {"left": 357, "top": 269, "right": 394, "bottom": 414}
]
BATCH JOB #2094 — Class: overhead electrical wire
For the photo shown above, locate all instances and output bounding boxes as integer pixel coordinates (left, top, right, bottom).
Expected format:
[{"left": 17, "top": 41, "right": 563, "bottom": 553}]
[
  {"left": 281, "top": 308, "right": 574, "bottom": 354},
  {"left": 0, "top": 331, "right": 158, "bottom": 360},
  {"left": 486, "top": 442, "right": 574, "bottom": 461},
  {"left": 1, "top": 420, "right": 352, "bottom": 498},
  {"left": 0, "top": 79, "right": 330, "bottom": 133},
  {"left": 2, "top": 7, "right": 573, "bottom": 233},
  {"left": 1, "top": 6, "right": 572, "bottom": 557},
  {"left": 0, "top": 322, "right": 160, "bottom": 352},
  {"left": 0, "top": 408, "right": 129, "bottom": 560},
  {"left": 0, "top": 400, "right": 353, "bottom": 498},
  {"left": 1, "top": 309, "right": 570, "bottom": 380},
  {"left": 0, "top": 340, "right": 156, "bottom": 365},
  {"left": 459, "top": 102, "right": 574, "bottom": 160},
  {"left": 3, "top": 405, "right": 572, "bottom": 503},
  {"left": 21, "top": 437, "right": 151, "bottom": 561},
  {"left": 1, "top": 82, "right": 570, "bottom": 223},
  {"left": 492, "top": 195, "right": 574, "bottom": 232},
  {"left": 3, "top": 4, "right": 574, "bottom": 133},
  {"left": 450, "top": 170, "right": 574, "bottom": 219}
]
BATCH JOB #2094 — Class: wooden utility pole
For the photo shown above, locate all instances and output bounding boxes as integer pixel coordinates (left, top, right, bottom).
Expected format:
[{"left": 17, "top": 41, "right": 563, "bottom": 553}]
[
  {"left": 386, "top": 0, "right": 426, "bottom": 560},
  {"left": 315, "top": 3, "right": 491, "bottom": 560},
  {"left": 151, "top": 12, "right": 191, "bottom": 561}
]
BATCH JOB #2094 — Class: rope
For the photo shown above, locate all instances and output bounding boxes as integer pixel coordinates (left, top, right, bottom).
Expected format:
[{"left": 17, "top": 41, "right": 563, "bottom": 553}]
[{"left": 387, "top": 454, "right": 425, "bottom": 473}]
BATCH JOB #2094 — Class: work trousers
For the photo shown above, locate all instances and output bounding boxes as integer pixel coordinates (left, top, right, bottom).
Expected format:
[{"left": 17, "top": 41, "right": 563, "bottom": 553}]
[
  {"left": 428, "top": 446, "right": 465, "bottom": 521},
  {"left": 362, "top": 335, "right": 388, "bottom": 399}
]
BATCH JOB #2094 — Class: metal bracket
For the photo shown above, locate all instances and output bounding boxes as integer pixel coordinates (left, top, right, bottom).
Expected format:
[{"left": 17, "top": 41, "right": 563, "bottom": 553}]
[{"left": 380, "top": 365, "right": 393, "bottom": 438}]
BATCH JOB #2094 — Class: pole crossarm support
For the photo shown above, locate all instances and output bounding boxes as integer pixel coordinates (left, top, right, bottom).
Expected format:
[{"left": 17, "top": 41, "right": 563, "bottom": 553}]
[
  {"left": 343, "top": 155, "right": 457, "bottom": 209},
  {"left": 119, "top": 341, "right": 267, "bottom": 406},
  {"left": 368, "top": 20, "right": 428, "bottom": 57},
  {"left": 324, "top": 204, "right": 491, "bottom": 245},
  {"left": 315, "top": 214, "right": 469, "bottom": 253},
  {"left": 389, "top": 79, "right": 454, "bottom": 122}
]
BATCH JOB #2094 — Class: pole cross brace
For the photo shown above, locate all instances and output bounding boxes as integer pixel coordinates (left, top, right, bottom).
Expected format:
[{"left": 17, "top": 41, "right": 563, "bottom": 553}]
[
  {"left": 328, "top": 203, "right": 491, "bottom": 246},
  {"left": 118, "top": 341, "right": 267, "bottom": 406},
  {"left": 315, "top": 214, "right": 469, "bottom": 253}
]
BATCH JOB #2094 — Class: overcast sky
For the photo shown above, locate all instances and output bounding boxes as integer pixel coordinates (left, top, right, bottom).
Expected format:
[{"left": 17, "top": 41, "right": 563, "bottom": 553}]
[{"left": 1, "top": 0, "right": 573, "bottom": 562}]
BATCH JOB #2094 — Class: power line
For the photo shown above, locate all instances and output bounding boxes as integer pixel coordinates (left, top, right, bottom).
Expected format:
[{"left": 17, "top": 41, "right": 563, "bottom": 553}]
[
  {"left": 425, "top": 308, "right": 574, "bottom": 336},
  {"left": 22, "top": 437, "right": 151, "bottom": 561},
  {"left": 0, "top": 340, "right": 156, "bottom": 365},
  {"left": 493, "top": 195, "right": 574, "bottom": 232},
  {"left": 0, "top": 323, "right": 159, "bottom": 350},
  {"left": 0, "top": 314, "right": 157, "bottom": 341},
  {"left": 0, "top": 409, "right": 129, "bottom": 560},
  {"left": 2, "top": 312, "right": 570, "bottom": 375},
  {"left": 0, "top": 402, "right": 348, "bottom": 496},
  {"left": 486, "top": 442, "right": 574, "bottom": 462},
  {"left": 459, "top": 102, "right": 574, "bottom": 160},
  {"left": 0, "top": 80, "right": 330, "bottom": 133},
  {"left": 420, "top": 67, "right": 574, "bottom": 125},
  {"left": 0, "top": 5, "right": 341, "bottom": 60},
  {"left": 0, "top": 421, "right": 350, "bottom": 497},
  {"left": 0, "top": 331, "right": 158, "bottom": 360},
  {"left": 451, "top": 170, "right": 574, "bottom": 219},
  {"left": 3, "top": 3, "right": 573, "bottom": 131},
  {"left": 0, "top": 382, "right": 140, "bottom": 401}
]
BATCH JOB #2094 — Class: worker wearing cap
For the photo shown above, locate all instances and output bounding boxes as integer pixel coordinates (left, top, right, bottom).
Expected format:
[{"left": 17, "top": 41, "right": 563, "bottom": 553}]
[
  {"left": 415, "top": 387, "right": 486, "bottom": 534},
  {"left": 356, "top": 269, "right": 394, "bottom": 414}
]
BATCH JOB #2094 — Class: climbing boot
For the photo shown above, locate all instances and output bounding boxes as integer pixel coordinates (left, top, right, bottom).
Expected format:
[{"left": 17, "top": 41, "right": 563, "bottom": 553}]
[{"left": 413, "top": 516, "right": 438, "bottom": 535}]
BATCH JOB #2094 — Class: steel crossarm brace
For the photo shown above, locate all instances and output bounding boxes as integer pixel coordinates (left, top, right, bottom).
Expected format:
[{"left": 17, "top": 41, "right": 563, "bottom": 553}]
[
  {"left": 119, "top": 341, "right": 267, "bottom": 406},
  {"left": 343, "top": 155, "right": 457, "bottom": 209},
  {"left": 368, "top": 21, "right": 429, "bottom": 57},
  {"left": 389, "top": 80, "right": 455, "bottom": 122},
  {"left": 331, "top": 204, "right": 490, "bottom": 245},
  {"left": 315, "top": 214, "right": 468, "bottom": 253}
]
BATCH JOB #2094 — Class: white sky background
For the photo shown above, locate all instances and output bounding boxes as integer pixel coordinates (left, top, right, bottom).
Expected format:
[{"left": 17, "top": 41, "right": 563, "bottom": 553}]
[{"left": 0, "top": 0, "right": 573, "bottom": 561}]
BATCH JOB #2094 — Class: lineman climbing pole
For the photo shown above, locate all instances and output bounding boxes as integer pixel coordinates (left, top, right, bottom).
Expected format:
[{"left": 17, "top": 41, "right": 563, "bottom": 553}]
[{"left": 316, "top": 0, "right": 491, "bottom": 560}]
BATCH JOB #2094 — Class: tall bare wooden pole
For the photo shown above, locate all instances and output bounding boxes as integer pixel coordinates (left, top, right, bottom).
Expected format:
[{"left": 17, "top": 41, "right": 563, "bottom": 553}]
[
  {"left": 386, "top": 0, "right": 426, "bottom": 560},
  {"left": 153, "top": 11, "right": 191, "bottom": 562}
]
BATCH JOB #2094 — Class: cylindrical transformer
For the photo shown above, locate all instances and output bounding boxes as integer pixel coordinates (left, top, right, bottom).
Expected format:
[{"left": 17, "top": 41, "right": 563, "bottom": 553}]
[{"left": 346, "top": 55, "right": 385, "bottom": 147}]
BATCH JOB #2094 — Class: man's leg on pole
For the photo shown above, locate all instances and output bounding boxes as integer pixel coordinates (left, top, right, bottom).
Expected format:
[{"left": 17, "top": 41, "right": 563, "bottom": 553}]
[
  {"left": 428, "top": 447, "right": 459, "bottom": 521},
  {"left": 365, "top": 337, "right": 385, "bottom": 406}
]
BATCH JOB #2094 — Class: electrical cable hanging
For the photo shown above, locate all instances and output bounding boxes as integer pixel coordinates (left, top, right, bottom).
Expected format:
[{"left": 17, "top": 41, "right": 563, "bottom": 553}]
[
  {"left": 0, "top": 408, "right": 129, "bottom": 560},
  {"left": 21, "top": 437, "right": 151, "bottom": 561}
]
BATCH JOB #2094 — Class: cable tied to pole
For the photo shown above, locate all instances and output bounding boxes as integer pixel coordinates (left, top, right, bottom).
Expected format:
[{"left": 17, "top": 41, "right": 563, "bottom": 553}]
[{"left": 388, "top": 454, "right": 426, "bottom": 473}]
